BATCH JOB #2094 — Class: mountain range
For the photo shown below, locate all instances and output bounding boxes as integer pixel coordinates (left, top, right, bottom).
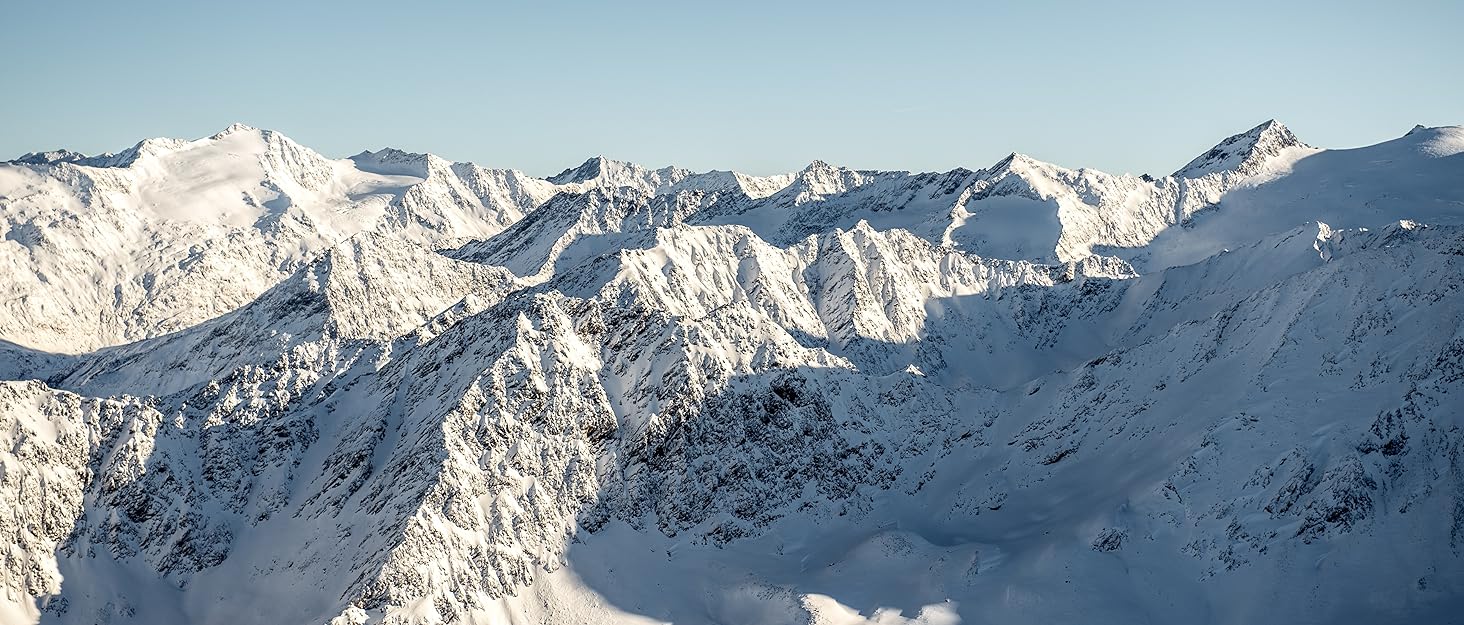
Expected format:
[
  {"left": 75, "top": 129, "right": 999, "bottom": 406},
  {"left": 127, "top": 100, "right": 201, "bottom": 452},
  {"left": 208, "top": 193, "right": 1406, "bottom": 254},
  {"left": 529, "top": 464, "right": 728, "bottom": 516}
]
[{"left": 1, "top": 120, "right": 1462, "bottom": 624}]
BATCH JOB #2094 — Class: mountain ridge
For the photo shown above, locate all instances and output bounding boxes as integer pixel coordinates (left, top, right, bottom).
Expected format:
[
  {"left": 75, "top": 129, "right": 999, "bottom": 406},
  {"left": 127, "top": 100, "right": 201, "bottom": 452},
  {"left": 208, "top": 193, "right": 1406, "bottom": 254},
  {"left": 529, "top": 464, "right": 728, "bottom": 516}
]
[{"left": 0, "top": 120, "right": 1462, "bottom": 625}]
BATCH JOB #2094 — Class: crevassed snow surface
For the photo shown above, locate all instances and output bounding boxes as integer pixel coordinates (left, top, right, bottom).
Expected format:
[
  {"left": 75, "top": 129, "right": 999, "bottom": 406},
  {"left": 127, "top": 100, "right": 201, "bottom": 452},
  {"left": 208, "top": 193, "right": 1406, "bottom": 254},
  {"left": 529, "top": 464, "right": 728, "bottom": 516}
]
[{"left": 0, "top": 121, "right": 1462, "bottom": 625}]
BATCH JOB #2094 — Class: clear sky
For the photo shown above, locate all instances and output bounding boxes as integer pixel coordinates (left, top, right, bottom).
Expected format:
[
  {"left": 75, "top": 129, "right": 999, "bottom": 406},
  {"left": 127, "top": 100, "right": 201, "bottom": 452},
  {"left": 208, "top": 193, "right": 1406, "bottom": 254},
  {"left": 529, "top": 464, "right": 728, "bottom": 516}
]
[{"left": 4, "top": 0, "right": 1461, "bottom": 177}]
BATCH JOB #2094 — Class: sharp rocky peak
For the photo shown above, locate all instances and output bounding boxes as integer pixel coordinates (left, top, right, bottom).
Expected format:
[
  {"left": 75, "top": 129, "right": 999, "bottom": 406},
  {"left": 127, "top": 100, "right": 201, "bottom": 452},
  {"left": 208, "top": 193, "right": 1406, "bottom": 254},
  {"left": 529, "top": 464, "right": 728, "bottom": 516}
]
[
  {"left": 547, "top": 155, "right": 605, "bottom": 184},
  {"left": 985, "top": 152, "right": 1049, "bottom": 174},
  {"left": 547, "top": 155, "right": 647, "bottom": 185},
  {"left": 800, "top": 159, "right": 838, "bottom": 174},
  {"left": 797, "top": 158, "right": 875, "bottom": 179},
  {"left": 1174, "top": 119, "right": 1310, "bottom": 179}
]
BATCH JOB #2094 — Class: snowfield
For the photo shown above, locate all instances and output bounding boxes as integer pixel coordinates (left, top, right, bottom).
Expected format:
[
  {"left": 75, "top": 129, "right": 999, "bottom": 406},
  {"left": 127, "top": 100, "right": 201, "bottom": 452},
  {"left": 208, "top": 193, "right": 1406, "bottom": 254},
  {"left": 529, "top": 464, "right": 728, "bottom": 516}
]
[{"left": 0, "top": 121, "right": 1462, "bottom": 624}]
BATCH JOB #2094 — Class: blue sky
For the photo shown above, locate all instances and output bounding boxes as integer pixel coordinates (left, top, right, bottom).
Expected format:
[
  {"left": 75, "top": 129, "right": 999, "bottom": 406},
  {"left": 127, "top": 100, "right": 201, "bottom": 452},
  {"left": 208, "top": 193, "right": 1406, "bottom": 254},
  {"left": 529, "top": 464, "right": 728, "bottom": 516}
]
[{"left": 4, "top": 0, "right": 1461, "bottom": 176}]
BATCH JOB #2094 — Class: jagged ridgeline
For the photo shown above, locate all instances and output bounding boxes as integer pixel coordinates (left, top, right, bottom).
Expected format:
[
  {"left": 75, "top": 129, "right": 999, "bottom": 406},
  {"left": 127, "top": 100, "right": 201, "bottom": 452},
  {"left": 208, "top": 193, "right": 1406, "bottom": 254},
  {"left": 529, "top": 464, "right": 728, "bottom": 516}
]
[{"left": 1, "top": 121, "right": 1463, "bottom": 624}]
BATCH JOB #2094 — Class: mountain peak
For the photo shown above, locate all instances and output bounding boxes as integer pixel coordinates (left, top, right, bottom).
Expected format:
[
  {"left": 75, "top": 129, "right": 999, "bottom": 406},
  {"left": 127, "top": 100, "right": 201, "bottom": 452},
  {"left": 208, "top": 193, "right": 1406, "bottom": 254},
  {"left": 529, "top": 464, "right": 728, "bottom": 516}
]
[
  {"left": 795, "top": 159, "right": 859, "bottom": 181},
  {"left": 547, "top": 156, "right": 614, "bottom": 184},
  {"left": 980, "top": 152, "right": 1065, "bottom": 182},
  {"left": 1174, "top": 119, "right": 1311, "bottom": 178},
  {"left": 988, "top": 152, "right": 1039, "bottom": 171},
  {"left": 1249, "top": 119, "right": 1305, "bottom": 147},
  {"left": 76, "top": 136, "right": 190, "bottom": 168},
  {"left": 543, "top": 156, "right": 693, "bottom": 195},
  {"left": 210, "top": 122, "right": 260, "bottom": 139},
  {"left": 775, "top": 159, "right": 867, "bottom": 201},
  {"left": 5, "top": 118, "right": 1464, "bottom": 625}
]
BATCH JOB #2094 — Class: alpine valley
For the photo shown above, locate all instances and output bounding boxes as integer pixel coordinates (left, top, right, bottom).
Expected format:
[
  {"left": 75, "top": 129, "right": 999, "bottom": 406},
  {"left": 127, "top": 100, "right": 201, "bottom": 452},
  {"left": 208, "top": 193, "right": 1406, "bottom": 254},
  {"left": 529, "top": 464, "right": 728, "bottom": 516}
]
[{"left": 1, "top": 120, "right": 1462, "bottom": 625}]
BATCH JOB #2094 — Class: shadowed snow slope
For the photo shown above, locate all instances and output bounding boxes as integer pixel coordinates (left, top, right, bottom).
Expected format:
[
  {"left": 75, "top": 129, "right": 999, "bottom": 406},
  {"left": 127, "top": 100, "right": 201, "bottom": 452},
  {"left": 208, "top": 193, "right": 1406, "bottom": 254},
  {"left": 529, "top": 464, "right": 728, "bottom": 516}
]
[{"left": 0, "top": 122, "right": 1462, "bottom": 625}]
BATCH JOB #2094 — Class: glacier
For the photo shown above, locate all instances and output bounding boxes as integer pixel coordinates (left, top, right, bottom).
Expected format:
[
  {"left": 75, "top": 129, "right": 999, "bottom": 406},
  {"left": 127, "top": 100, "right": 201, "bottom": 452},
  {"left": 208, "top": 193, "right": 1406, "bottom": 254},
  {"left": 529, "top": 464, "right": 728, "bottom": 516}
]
[{"left": 0, "top": 120, "right": 1462, "bottom": 624}]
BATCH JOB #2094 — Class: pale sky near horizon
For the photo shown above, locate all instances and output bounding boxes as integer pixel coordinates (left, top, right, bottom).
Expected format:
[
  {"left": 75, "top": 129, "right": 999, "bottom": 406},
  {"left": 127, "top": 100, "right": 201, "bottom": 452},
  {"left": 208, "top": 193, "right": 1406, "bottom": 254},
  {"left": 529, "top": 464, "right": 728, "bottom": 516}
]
[{"left": 4, "top": 0, "right": 1461, "bottom": 177}]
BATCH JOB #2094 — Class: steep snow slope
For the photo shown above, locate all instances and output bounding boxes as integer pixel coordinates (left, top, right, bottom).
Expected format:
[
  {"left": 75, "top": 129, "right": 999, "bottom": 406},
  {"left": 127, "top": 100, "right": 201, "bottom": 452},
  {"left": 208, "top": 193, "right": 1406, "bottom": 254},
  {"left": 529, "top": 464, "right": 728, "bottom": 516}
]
[
  {"left": 59, "top": 233, "right": 520, "bottom": 398},
  {"left": 349, "top": 148, "right": 560, "bottom": 240},
  {"left": 536, "top": 223, "right": 1464, "bottom": 625},
  {"left": 0, "top": 128, "right": 615, "bottom": 353},
  {"left": 0, "top": 121, "right": 1461, "bottom": 625},
  {"left": 688, "top": 121, "right": 1461, "bottom": 269},
  {"left": 451, "top": 186, "right": 737, "bottom": 280},
  {"left": 8, "top": 219, "right": 1461, "bottom": 625},
  {"left": 6, "top": 120, "right": 1446, "bottom": 354},
  {"left": 0, "top": 133, "right": 804, "bottom": 354},
  {"left": 0, "top": 382, "right": 164, "bottom": 625},
  {"left": 1136, "top": 125, "right": 1464, "bottom": 268},
  {"left": 0, "top": 125, "right": 426, "bottom": 353}
]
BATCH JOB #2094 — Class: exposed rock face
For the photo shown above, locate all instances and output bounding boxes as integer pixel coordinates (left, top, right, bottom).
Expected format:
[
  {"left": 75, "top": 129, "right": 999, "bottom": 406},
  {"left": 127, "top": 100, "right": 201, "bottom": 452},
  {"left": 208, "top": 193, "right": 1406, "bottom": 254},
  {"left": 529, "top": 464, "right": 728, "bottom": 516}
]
[
  {"left": 1174, "top": 120, "right": 1312, "bottom": 179},
  {"left": 1, "top": 122, "right": 1463, "bottom": 624}
]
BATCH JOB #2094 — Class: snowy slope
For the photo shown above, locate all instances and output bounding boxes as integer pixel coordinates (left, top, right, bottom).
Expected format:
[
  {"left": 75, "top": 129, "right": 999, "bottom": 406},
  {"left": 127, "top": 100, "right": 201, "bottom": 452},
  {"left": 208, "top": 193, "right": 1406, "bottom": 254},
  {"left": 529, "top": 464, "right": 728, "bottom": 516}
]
[
  {"left": 1, "top": 126, "right": 546, "bottom": 353},
  {"left": 0, "top": 121, "right": 1462, "bottom": 625},
  {"left": 0, "top": 125, "right": 423, "bottom": 353}
]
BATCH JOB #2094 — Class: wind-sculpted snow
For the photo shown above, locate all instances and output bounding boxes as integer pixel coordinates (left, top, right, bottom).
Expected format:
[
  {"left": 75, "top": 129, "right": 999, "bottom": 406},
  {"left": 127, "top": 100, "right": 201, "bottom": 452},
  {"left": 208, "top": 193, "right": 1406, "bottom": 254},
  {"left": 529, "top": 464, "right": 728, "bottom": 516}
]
[{"left": 0, "top": 122, "right": 1462, "bottom": 624}]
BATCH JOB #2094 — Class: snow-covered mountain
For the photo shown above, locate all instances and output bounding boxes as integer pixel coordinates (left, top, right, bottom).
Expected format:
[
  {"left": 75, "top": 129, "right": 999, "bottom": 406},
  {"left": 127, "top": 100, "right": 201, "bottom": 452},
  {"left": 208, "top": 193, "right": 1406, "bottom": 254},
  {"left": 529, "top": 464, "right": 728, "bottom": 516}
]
[{"left": 1, "top": 121, "right": 1462, "bottom": 625}]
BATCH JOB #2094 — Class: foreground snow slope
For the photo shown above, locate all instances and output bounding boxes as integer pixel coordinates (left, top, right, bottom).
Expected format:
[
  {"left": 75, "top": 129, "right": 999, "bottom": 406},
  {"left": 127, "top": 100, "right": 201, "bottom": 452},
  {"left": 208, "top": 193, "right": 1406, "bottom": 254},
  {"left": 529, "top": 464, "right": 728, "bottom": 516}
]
[{"left": 0, "top": 121, "right": 1461, "bottom": 625}]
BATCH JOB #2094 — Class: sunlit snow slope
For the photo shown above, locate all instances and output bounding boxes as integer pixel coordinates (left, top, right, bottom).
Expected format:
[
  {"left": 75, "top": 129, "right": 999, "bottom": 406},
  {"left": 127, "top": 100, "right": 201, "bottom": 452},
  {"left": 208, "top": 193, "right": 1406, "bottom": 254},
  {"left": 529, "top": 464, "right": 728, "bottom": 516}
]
[{"left": 1, "top": 120, "right": 1462, "bottom": 625}]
